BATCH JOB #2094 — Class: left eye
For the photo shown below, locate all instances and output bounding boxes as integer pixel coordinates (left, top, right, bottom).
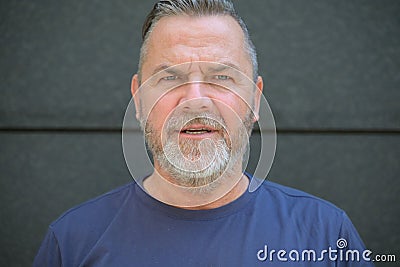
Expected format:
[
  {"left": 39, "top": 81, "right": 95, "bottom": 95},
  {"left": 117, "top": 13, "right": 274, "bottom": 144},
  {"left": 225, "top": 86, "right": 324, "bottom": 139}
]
[
  {"left": 215, "top": 75, "right": 230, "bottom": 80},
  {"left": 162, "top": 76, "right": 178, "bottom": 81}
]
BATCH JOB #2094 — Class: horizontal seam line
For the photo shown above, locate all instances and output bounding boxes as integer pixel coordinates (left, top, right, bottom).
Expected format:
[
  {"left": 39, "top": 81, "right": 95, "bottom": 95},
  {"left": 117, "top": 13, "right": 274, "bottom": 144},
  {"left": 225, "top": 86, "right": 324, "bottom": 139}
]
[
  {"left": 272, "top": 129, "right": 400, "bottom": 134},
  {"left": 0, "top": 128, "right": 399, "bottom": 134}
]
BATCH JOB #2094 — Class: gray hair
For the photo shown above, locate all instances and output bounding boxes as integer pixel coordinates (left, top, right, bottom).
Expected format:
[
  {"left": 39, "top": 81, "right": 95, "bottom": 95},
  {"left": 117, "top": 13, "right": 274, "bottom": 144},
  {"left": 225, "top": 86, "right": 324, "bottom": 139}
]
[{"left": 138, "top": 0, "right": 258, "bottom": 83}]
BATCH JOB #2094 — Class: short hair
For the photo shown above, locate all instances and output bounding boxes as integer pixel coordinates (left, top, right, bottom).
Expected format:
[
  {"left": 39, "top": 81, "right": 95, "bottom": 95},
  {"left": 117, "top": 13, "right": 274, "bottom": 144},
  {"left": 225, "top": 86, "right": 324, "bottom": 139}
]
[{"left": 138, "top": 0, "right": 258, "bottom": 83}]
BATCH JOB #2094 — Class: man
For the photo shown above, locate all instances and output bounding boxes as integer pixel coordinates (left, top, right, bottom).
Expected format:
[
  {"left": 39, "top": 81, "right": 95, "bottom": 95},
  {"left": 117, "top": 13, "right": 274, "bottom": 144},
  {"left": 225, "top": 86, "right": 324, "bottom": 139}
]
[{"left": 34, "top": 1, "right": 373, "bottom": 266}]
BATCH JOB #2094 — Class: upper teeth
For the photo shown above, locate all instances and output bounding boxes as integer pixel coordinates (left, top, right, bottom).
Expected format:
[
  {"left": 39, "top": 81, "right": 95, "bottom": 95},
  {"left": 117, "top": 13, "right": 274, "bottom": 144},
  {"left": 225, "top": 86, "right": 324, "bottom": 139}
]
[{"left": 184, "top": 129, "right": 210, "bottom": 134}]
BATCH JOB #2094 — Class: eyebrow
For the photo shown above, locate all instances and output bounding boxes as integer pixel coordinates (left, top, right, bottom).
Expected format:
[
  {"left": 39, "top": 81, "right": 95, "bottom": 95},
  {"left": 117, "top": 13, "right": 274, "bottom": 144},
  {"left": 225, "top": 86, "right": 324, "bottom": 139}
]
[
  {"left": 152, "top": 64, "right": 172, "bottom": 76},
  {"left": 151, "top": 61, "right": 243, "bottom": 76},
  {"left": 205, "top": 63, "right": 237, "bottom": 73},
  {"left": 215, "top": 61, "right": 242, "bottom": 72}
]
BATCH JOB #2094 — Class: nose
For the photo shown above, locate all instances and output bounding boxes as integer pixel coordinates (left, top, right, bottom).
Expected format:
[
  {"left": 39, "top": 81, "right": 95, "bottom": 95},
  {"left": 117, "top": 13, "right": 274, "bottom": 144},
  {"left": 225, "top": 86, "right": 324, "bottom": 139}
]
[{"left": 178, "top": 82, "right": 213, "bottom": 111}]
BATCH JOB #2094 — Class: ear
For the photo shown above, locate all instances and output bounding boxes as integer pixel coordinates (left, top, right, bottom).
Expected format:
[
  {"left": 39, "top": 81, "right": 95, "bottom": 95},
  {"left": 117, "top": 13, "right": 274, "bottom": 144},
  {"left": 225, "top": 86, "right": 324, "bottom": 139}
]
[
  {"left": 131, "top": 74, "right": 141, "bottom": 121},
  {"left": 252, "top": 76, "right": 263, "bottom": 122}
]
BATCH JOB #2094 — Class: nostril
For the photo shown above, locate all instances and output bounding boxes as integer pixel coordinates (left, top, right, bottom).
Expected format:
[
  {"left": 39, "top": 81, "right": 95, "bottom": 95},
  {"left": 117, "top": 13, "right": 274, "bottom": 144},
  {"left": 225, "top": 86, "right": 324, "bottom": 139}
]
[{"left": 179, "top": 97, "right": 213, "bottom": 111}]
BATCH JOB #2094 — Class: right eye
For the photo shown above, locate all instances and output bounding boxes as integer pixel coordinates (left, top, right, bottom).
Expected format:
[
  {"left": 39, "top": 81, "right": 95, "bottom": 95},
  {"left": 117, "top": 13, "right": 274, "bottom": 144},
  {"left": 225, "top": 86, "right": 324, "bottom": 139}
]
[
  {"left": 215, "top": 75, "right": 231, "bottom": 81},
  {"left": 161, "top": 75, "right": 178, "bottom": 81}
]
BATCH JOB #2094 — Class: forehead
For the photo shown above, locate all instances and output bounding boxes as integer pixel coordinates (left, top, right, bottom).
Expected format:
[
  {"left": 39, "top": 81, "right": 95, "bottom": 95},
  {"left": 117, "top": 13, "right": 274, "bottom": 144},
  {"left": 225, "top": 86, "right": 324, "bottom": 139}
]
[
  {"left": 141, "top": 15, "right": 251, "bottom": 79},
  {"left": 151, "top": 14, "right": 244, "bottom": 44}
]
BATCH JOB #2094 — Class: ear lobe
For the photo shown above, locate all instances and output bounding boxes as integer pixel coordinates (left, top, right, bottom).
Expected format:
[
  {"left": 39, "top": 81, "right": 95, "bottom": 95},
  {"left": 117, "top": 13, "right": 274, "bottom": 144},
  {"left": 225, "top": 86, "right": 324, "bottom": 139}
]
[
  {"left": 252, "top": 76, "right": 263, "bottom": 122},
  {"left": 131, "top": 74, "right": 141, "bottom": 121}
]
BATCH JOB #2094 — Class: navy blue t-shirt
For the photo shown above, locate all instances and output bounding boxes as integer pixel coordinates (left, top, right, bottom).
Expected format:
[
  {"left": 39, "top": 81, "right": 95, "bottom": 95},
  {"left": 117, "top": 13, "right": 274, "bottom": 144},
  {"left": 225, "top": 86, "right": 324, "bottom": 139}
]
[{"left": 34, "top": 177, "right": 374, "bottom": 266}]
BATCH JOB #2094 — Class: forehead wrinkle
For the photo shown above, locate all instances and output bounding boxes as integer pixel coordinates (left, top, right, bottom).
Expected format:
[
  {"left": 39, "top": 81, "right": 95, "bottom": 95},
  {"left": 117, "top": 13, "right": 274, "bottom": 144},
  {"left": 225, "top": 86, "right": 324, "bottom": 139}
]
[
  {"left": 152, "top": 64, "right": 186, "bottom": 77},
  {"left": 152, "top": 60, "right": 242, "bottom": 77}
]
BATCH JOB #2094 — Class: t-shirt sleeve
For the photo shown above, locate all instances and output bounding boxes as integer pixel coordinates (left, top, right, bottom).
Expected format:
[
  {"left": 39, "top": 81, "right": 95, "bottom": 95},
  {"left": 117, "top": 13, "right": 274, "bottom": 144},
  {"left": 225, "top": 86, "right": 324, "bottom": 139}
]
[
  {"left": 33, "top": 226, "right": 62, "bottom": 267},
  {"left": 337, "top": 212, "right": 375, "bottom": 267}
]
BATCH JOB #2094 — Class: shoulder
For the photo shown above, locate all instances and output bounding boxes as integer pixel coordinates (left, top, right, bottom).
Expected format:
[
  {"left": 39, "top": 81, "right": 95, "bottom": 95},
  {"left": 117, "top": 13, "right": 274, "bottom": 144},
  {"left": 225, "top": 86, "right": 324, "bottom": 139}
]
[
  {"left": 35, "top": 182, "right": 137, "bottom": 266},
  {"left": 263, "top": 180, "right": 341, "bottom": 207},
  {"left": 50, "top": 182, "right": 136, "bottom": 235},
  {"left": 256, "top": 180, "right": 347, "bottom": 223},
  {"left": 249, "top": 180, "right": 355, "bottom": 242},
  {"left": 250, "top": 180, "right": 369, "bottom": 255}
]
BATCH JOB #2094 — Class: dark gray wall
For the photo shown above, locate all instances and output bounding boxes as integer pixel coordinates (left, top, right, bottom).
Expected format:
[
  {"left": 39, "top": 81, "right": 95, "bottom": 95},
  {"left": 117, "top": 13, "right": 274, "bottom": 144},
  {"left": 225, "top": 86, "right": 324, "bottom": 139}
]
[{"left": 1, "top": 1, "right": 399, "bottom": 266}]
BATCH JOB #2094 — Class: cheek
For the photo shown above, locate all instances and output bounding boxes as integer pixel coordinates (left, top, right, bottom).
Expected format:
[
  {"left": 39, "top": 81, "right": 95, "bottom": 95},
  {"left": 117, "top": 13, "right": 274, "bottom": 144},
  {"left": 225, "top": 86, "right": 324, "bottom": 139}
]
[
  {"left": 214, "top": 101, "right": 249, "bottom": 141},
  {"left": 146, "top": 95, "right": 179, "bottom": 129},
  {"left": 214, "top": 93, "right": 250, "bottom": 120}
]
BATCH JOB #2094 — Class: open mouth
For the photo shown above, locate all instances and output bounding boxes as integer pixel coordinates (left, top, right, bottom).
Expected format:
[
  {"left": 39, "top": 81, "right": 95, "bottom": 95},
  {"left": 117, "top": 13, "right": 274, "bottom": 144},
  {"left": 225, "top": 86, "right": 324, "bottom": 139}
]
[
  {"left": 181, "top": 128, "right": 213, "bottom": 135},
  {"left": 179, "top": 124, "right": 217, "bottom": 136}
]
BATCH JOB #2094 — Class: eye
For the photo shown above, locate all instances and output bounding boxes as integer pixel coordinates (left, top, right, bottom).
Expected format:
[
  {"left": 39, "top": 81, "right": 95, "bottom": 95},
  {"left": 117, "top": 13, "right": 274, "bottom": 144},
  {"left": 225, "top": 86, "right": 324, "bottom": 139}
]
[
  {"left": 215, "top": 75, "right": 231, "bottom": 81},
  {"left": 162, "top": 75, "right": 178, "bottom": 81}
]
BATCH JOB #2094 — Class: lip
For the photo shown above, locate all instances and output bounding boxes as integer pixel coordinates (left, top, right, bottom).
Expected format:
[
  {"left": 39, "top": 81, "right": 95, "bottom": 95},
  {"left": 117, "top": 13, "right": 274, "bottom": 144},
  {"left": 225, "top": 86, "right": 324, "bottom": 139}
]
[
  {"left": 180, "top": 124, "right": 216, "bottom": 132},
  {"left": 179, "top": 124, "right": 219, "bottom": 139}
]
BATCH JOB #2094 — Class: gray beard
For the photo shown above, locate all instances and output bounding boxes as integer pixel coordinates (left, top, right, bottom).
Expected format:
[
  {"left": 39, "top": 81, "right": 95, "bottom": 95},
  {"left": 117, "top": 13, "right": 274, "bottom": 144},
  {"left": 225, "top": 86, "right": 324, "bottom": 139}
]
[
  {"left": 159, "top": 134, "right": 232, "bottom": 192},
  {"left": 143, "top": 112, "right": 253, "bottom": 193}
]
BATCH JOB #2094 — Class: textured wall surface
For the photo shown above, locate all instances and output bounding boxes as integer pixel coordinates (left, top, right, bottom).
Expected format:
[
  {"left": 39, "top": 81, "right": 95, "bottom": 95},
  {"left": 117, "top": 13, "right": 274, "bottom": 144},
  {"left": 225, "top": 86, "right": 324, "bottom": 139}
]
[{"left": 1, "top": 1, "right": 399, "bottom": 266}]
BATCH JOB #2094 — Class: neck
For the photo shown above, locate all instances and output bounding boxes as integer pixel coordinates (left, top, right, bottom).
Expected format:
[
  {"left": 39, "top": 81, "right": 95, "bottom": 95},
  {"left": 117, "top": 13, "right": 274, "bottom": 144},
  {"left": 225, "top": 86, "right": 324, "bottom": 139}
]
[{"left": 143, "top": 166, "right": 249, "bottom": 210}]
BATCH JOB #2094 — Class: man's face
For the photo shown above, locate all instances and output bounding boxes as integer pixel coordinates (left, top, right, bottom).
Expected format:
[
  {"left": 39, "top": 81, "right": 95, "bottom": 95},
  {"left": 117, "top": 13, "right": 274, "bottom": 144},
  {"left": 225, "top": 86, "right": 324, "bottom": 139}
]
[{"left": 132, "top": 15, "right": 262, "bottom": 190}]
